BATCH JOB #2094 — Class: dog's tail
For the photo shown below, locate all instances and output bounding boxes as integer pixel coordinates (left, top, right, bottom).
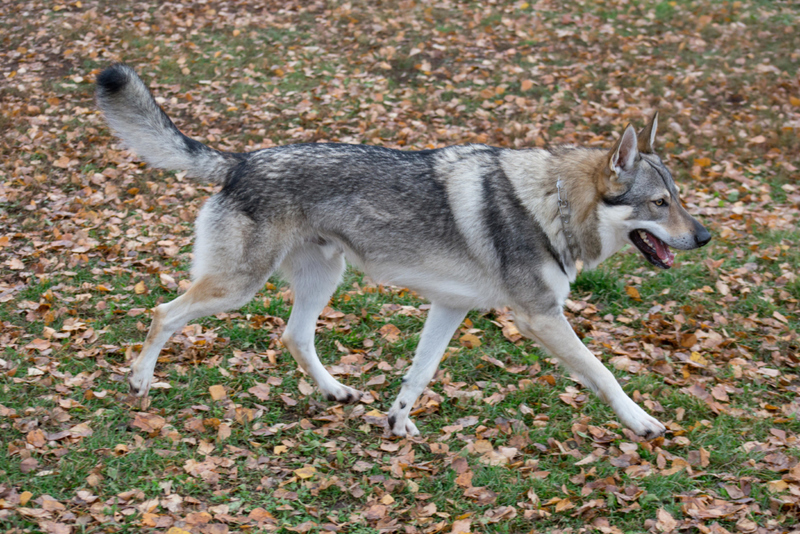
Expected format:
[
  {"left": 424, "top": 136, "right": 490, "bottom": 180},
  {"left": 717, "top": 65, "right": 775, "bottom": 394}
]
[{"left": 96, "top": 64, "right": 242, "bottom": 183}]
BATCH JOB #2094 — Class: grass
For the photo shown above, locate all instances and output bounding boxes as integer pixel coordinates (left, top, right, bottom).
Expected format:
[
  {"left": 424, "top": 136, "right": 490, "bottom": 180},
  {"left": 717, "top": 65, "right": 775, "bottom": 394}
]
[{"left": 2, "top": 0, "right": 800, "bottom": 532}]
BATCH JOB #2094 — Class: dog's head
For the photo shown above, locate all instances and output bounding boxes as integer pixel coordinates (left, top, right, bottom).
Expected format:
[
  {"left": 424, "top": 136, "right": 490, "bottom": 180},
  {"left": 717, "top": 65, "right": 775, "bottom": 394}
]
[{"left": 600, "top": 113, "right": 711, "bottom": 269}]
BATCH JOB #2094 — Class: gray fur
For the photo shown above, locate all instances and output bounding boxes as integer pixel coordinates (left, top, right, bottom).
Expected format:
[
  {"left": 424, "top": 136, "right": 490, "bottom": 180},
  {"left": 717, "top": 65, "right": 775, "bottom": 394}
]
[
  {"left": 96, "top": 64, "right": 243, "bottom": 182},
  {"left": 97, "top": 65, "right": 710, "bottom": 440}
]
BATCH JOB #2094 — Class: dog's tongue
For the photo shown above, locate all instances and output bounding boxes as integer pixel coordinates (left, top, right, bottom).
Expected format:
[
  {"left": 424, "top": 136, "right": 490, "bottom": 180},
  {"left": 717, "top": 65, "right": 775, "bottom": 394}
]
[{"left": 651, "top": 234, "right": 675, "bottom": 267}]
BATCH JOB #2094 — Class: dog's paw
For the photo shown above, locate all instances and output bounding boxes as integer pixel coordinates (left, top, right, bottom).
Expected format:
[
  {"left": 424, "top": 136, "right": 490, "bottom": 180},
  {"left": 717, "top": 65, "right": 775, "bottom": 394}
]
[
  {"left": 631, "top": 415, "right": 666, "bottom": 440},
  {"left": 128, "top": 372, "right": 153, "bottom": 398},
  {"left": 617, "top": 402, "right": 666, "bottom": 440},
  {"left": 320, "top": 383, "right": 363, "bottom": 405},
  {"left": 387, "top": 412, "right": 420, "bottom": 437}
]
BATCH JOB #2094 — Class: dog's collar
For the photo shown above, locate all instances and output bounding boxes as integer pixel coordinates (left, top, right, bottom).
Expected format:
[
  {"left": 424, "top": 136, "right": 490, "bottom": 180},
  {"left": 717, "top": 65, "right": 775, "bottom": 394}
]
[{"left": 556, "top": 179, "right": 581, "bottom": 262}]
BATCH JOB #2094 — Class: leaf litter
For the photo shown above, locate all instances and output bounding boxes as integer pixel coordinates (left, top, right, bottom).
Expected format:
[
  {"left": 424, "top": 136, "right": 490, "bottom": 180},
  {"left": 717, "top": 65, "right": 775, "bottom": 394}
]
[{"left": 1, "top": 0, "right": 799, "bottom": 533}]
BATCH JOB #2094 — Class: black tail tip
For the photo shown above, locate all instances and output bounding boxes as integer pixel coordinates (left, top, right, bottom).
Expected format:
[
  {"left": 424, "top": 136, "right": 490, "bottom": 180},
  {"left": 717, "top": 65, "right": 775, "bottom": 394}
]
[{"left": 96, "top": 64, "right": 131, "bottom": 95}]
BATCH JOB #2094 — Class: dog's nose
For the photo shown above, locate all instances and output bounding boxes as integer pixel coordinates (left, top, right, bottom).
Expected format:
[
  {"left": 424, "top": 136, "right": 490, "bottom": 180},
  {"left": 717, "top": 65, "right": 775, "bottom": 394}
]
[{"left": 695, "top": 225, "right": 711, "bottom": 247}]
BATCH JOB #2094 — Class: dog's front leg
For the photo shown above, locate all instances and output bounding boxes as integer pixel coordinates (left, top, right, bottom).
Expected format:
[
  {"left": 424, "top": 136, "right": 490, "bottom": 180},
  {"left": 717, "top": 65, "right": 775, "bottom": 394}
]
[
  {"left": 515, "top": 312, "right": 666, "bottom": 439},
  {"left": 387, "top": 304, "right": 468, "bottom": 437}
]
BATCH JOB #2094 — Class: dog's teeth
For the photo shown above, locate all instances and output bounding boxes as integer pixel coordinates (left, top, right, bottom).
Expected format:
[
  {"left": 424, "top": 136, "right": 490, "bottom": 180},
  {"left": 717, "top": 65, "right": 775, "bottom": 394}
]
[{"left": 638, "top": 230, "right": 655, "bottom": 249}]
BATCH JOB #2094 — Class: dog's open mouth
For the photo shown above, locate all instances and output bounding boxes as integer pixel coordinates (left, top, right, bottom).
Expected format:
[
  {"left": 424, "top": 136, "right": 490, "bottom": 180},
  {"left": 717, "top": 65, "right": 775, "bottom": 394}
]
[{"left": 630, "top": 230, "right": 675, "bottom": 269}]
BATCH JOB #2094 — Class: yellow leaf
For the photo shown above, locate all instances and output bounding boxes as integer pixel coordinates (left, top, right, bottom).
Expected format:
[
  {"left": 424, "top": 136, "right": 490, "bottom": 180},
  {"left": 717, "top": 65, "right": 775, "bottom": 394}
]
[
  {"left": 790, "top": 96, "right": 800, "bottom": 107},
  {"left": 294, "top": 466, "right": 316, "bottom": 479},
  {"left": 209, "top": 384, "right": 227, "bottom": 401},
  {"left": 274, "top": 445, "right": 288, "bottom": 455},
  {"left": 555, "top": 498, "right": 574, "bottom": 512},
  {"left": 690, "top": 351, "right": 708, "bottom": 367},
  {"left": 625, "top": 286, "right": 641, "bottom": 300},
  {"left": 167, "top": 528, "right": 192, "bottom": 534},
  {"left": 767, "top": 480, "right": 788, "bottom": 493},
  {"left": 381, "top": 494, "right": 395, "bottom": 505},
  {"left": 693, "top": 157, "right": 711, "bottom": 167},
  {"left": 141, "top": 513, "right": 160, "bottom": 527},
  {"left": 134, "top": 281, "right": 147, "bottom": 294},
  {"left": 459, "top": 333, "right": 482, "bottom": 349},
  {"left": 19, "top": 491, "right": 33, "bottom": 506}
]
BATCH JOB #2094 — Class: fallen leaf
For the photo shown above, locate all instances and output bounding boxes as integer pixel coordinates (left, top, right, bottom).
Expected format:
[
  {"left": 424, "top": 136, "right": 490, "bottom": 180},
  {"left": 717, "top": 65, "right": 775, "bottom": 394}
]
[
  {"left": 294, "top": 465, "right": 316, "bottom": 479},
  {"left": 460, "top": 333, "right": 482, "bottom": 348},
  {"left": 27, "top": 429, "right": 47, "bottom": 448},
  {"left": 449, "top": 518, "right": 472, "bottom": 534},
  {"left": 131, "top": 413, "right": 166, "bottom": 434},
  {"left": 69, "top": 423, "right": 93, "bottom": 438},
  {"left": 656, "top": 508, "right": 677, "bottom": 532},
  {"left": 298, "top": 378, "right": 314, "bottom": 396},
  {"left": 379, "top": 323, "right": 402, "bottom": 343},
  {"left": 209, "top": 384, "right": 227, "bottom": 400},
  {"left": 248, "top": 383, "right": 271, "bottom": 401},
  {"left": 625, "top": 286, "right": 641, "bottom": 300}
]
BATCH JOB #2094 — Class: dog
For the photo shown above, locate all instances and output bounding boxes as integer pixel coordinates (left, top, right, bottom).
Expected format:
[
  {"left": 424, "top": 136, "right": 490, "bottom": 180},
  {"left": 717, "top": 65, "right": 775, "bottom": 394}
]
[{"left": 96, "top": 64, "right": 710, "bottom": 439}]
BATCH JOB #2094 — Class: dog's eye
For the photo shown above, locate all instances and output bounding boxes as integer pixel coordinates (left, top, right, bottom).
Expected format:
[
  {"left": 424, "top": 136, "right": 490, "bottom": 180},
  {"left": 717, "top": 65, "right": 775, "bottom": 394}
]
[{"left": 653, "top": 199, "right": 668, "bottom": 207}]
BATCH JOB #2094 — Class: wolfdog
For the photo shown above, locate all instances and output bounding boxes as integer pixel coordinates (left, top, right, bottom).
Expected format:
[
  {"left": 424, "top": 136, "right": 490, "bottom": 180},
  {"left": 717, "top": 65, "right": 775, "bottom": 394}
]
[{"left": 96, "top": 64, "right": 710, "bottom": 439}]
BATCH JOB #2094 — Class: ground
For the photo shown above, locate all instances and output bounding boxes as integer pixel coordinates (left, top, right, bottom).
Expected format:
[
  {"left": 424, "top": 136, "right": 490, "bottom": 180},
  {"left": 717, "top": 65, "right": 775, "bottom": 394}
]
[{"left": 1, "top": 1, "right": 799, "bottom": 533}]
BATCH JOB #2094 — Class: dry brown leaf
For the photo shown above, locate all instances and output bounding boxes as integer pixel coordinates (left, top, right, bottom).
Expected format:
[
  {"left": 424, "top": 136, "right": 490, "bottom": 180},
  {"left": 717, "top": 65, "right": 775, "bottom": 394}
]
[
  {"left": 209, "top": 384, "right": 227, "bottom": 400},
  {"left": 460, "top": 333, "right": 481, "bottom": 348},
  {"left": 656, "top": 508, "right": 677, "bottom": 532},
  {"left": 379, "top": 323, "right": 402, "bottom": 343},
  {"left": 131, "top": 412, "right": 166, "bottom": 434},
  {"left": 248, "top": 383, "right": 271, "bottom": 401}
]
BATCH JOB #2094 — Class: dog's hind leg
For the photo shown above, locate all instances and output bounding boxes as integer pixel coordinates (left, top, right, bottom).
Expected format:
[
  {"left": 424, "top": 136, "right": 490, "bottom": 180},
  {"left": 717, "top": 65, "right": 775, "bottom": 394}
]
[
  {"left": 280, "top": 241, "right": 362, "bottom": 404},
  {"left": 515, "top": 312, "right": 666, "bottom": 440},
  {"left": 129, "top": 272, "right": 271, "bottom": 398},
  {"left": 129, "top": 201, "right": 286, "bottom": 399},
  {"left": 386, "top": 304, "right": 468, "bottom": 436}
]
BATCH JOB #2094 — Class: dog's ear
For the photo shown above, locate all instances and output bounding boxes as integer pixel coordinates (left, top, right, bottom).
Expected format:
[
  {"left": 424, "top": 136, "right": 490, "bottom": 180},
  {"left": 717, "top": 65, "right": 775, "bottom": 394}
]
[
  {"left": 608, "top": 124, "right": 639, "bottom": 177},
  {"left": 637, "top": 111, "right": 658, "bottom": 154}
]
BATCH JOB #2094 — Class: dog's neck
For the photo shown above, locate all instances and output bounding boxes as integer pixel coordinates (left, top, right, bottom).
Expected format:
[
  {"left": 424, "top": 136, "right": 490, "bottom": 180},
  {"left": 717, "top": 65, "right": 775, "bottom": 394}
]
[
  {"left": 555, "top": 178, "right": 582, "bottom": 264},
  {"left": 547, "top": 147, "right": 612, "bottom": 271}
]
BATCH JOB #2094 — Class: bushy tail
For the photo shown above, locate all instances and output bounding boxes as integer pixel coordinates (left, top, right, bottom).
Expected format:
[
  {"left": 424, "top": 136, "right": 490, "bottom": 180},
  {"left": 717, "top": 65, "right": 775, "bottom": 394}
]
[{"left": 96, "top": 64, "right": 241, "bottom": 183}]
